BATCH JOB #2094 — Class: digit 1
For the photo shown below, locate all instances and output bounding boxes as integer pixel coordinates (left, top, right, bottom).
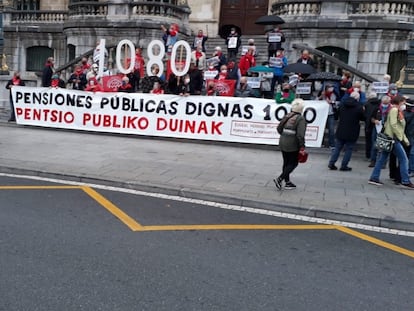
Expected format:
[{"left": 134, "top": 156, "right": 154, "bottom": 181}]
[{"left": 263, "top": 104, "right": 271, "bottom": 120}]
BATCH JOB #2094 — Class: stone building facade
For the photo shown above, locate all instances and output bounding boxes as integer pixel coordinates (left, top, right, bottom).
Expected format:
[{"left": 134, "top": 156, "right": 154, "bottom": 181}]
[{"left": 0, "top": 0, "right": 413, "bottom": 82}]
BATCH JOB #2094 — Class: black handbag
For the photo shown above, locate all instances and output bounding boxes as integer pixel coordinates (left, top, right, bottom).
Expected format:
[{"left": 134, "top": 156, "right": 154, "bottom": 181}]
[{"left": 375, "top": 131, "right": 394, "bottom": 152}]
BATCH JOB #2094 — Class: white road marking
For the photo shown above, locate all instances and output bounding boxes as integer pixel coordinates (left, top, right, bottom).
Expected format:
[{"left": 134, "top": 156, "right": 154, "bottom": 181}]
[{"left": 1, "top": 172, "right": 414, "bottom": 237}]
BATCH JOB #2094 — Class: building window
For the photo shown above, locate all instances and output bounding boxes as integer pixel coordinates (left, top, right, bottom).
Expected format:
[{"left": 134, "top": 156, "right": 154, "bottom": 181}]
[
  {"left": 388, "top": 50, "right": 407, "bottom": 82},
  {"left": 26, "top": 46, "right": 53, "bottom": 72},
  {"left": 67, "top": 44, "right": 76, "bottom": 63},
  {"left": 15, "top": 0, "right": 40, "bottom": 10}
]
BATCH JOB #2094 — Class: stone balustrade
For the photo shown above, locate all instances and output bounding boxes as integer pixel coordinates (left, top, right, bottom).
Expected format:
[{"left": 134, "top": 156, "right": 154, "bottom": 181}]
[
  {"left": 5, "top": 1, "right": 189, "bottom": 24},
  {"left": 130, "top": 1, "right": 190, "bottom": 21},
  {"left": 272, "top": 0, "right": 414, "bottom": 19},
  {"left": 68, "top": 1, "right": 108, "bottom": 17},
  {"left": 272, "top": 1, "right": 322, "bottom": 16},
  {"left": 348, "top": 1, "right": 414, "bottom": 16},
  {"left": 10, "top": 10, "right": 67, "bottom": 23}
]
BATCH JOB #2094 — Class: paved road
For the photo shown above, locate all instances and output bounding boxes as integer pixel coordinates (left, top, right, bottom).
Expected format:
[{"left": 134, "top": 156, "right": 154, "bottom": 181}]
[
  {"left": 0, "top": 122, "right": 413, "bottom": 232},
  {"left": 1, "top": 175, "right": 414, "bottom": 311}
]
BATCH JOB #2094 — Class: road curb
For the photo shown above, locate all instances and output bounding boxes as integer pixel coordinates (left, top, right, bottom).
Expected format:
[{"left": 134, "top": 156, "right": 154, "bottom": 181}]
[{"left": 2, "top": 165, "right": 414, "bottom": 232}]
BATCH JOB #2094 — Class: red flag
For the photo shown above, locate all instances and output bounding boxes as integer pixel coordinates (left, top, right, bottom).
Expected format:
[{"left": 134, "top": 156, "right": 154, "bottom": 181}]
[
  {"left": 102, "top": 74, "right": 124, "bottom": 92},
  {"left": 207, "top": 79, "right": 236, "bottom": 97}
]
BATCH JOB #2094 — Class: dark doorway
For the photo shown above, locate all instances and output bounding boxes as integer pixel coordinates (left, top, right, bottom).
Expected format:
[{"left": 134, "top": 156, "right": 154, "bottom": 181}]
[
  {"left": 388, "top": 50, "right": 407, "bottom": 82},
  {"left": 219, "top": 0, "right": 269, "bottom": 36},
  {"left": 315, "top": 46, "right": 349, "bottom": 75}
]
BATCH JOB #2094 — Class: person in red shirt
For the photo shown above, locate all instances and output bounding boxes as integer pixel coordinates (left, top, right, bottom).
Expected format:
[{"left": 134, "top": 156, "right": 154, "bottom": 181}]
[
  {"left": 239, "top": 47, "right": 256, "bottom": 76},
  {"left": 81, "top": 57, "right": 91, "bottom": 74},
  {"left": 151, "top": 81, "right": 164, "bottom": 94},
  {"left": 118, "top": 76, "right": 133, "bottom": 93},
  {"left": 5, "top": 71, "right": 25, "bottom": 122},
  {"left": 127, "top": 47, "right": 145, "bottom": 91}
]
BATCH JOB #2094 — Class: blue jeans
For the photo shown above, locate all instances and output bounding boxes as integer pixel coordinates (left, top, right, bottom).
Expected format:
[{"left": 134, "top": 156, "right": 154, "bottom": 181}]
[
  {"left": 370, "top": 128, "right": 378, "bottom": 162},
  {"left": 370, "top": 140, "right": 411, "bottom": 184},
  {"left": 329, "top": 138, "right": 356, "bottom": 168},
  {"left": 326, "top": 115, "right": 336, "bottom": 147},
  {"left": 409, "top": 137, "right": 414, "bottom": 174}
]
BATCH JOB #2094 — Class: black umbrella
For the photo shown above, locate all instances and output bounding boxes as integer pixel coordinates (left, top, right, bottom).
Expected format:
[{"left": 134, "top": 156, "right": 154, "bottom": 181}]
[
  {"left": 283, "top": 63, "right": 316, "bottom": 75},
  {"left": 255, "top": 15, "right": 285, "bottom": 25},
  {"left": 218, "top": 24, "right": 242, "bottom": 39},
  {"left": 306, "top": 71, "right": 342, "bottom": 81}
]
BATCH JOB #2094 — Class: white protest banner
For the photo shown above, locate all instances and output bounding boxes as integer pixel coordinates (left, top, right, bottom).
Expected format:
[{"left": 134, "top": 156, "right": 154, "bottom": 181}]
[
  {"left": 296, "top": 82, "right": 312, "bottom": 94},
  {"left": 269, "top": 57, "right": 283, "bottom": 68},
  {"left": 372, "top": 81, "right": 389, "bottom": 94},
  {"left": 12, "top": 86, "right": 329, "bottom": 147}
]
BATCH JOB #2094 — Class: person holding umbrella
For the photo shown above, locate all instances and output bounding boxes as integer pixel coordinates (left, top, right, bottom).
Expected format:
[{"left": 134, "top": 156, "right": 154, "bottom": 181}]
[
  {"left": 225, "top": 27, "right": 241, "bottom": 61},
  {"left": 267, "top": 26, "right": 285, "bottom": 58}
]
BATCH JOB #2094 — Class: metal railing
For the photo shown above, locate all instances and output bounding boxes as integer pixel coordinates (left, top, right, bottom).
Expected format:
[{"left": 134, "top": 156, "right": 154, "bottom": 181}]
[{"left": 292, "top": 43, "right": 378, "bottom": 83}]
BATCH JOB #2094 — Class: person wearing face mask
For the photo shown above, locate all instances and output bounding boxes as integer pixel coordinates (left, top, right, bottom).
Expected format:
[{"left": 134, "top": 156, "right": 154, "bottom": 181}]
[
  {"left": 178, "top": 74, "right": 191, "bottom": 96},
  {"left": 68, "top": 64, "right": 87, "bottom": 90},
  {"left": 117, "top": 76, "right": 133, "bottom": 93},
  {"left": 369, "top": 96, "right": 414, "bottom": 189},
  {"left": 192, "top": 29, "right": 208, "bottom": 53},
  {"left": 339, "top": 71, "right": 352, "bottom": 99},
  {"left": 42, "top": 57, "right": 55, "bottom": 87},
  {"left": 386, "top": 83, "right": 400, "bottom": 100},
  {"left": 239, "top": 47, "right": 256, "bottom": 76},
  {"left": 319, "top": 84, "right": 337, "bottom": 148},
  {"left": 235, "top": 76, "right": 253, "bottom": 98},
  {"left": 275, "top": 83, "right": 295, "bottom": 104},
  {"left": 225, "top": 27, "right": 241, "bottom": 61},
  {"left": 5, "top": 71, "right": 25, "bottom": 122},
  {"left": 270, "top": 48, "right": 288, "bottom": 97},
  {"left": 212, "top": 46, "right": 227, "bottom": 71},
  {"left": 267, "top": 26, "right": 285, "bottom": 58},
  {"left": 215, "top": 65, "right": 229, "bottom": 80},
  {"left": 342, "top": 81, "right": 366, "bottom": 105},
  {"left": 191, "top": 45, "right": 206, "bottom": 71}
]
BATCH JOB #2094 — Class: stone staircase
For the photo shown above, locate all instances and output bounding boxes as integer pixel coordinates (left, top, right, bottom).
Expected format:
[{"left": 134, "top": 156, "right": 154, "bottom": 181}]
[{"left": 200, "top": 35, "right": 270, "bottom": 65}]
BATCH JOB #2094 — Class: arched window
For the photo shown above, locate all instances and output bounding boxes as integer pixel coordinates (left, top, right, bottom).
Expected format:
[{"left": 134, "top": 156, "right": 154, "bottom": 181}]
[
  {"left": 315, "top": 46, "right": 349, "bottom": 75},
  {"left": 26, "top": 46, "right": 53, "bottom": 72}
]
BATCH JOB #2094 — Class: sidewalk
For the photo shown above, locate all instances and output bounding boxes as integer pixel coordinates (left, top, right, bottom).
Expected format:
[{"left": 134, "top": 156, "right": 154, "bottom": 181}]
[{"left": 1, "top": 110, "right": 413, "bottom": 231}]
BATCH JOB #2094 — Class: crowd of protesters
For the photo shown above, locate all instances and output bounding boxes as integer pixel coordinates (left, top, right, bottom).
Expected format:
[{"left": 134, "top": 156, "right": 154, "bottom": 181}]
[{"left": 5, "top": 24, "right": 414, "bottom": 189}]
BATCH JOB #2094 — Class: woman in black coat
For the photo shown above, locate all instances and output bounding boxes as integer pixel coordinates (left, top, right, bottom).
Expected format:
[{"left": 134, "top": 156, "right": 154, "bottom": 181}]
[{"left": 328, "top": 92, "right": 365, "bottom": 171}]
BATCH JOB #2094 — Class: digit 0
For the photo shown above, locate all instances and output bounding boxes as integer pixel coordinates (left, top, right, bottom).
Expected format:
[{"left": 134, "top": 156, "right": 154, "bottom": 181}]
[
  {"left": 146, "top": 40, "right": 165, "bottom": 77},
  {"left": 170, "top": 40, "right": 191, "bottom": 77}
]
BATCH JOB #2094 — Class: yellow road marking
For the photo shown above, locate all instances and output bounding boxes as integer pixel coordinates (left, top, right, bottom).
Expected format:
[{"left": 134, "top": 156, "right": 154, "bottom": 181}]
[
  {"left": 139, "top": 224, "right": 337, "bottom": 232},
  {"left": 81, "top": 186, "right": 144, "bottom": 231},
  {"left": 336, "top": 226, "right": 414, "bottom": 259},
  {"left": 1, "top": 185, "right": 414, "bottom": 259},
  {"left": 0, "top": 185, "right": 81, "bottom": 189}
]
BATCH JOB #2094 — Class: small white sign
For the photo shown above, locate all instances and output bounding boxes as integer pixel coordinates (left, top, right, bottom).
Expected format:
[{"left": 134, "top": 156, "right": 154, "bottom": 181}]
[
  {"left": 204, "top": 70, "right": 218, "bottom": 80},
  {"left": 268, "top": 33, "right": 281, "bottom": 43},
  {"left": 372, "top": 81, "right": 389, "bottom": 94},
  {"left": 269, "top": 57, "right": 283, "bottom": 68},
  {"left": 228, "top": 37, "right": 238, "bottom": 49},
  {"left": 247, "top": 77, "right": 261, "bottom": 88},
  {"left": 296, "top": 82, "right": 312, "bottom": 94}
]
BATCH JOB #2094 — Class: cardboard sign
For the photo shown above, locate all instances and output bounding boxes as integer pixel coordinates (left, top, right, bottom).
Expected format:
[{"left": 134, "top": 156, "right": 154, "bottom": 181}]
[{"left": 296, "top": 82, "right": 312, "bottom": 94}]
